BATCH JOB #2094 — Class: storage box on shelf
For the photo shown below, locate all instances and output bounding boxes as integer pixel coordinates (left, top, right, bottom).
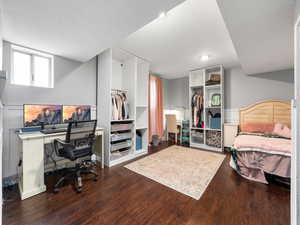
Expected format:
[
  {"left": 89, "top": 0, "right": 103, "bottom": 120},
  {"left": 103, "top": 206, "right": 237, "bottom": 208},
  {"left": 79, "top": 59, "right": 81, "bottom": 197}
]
[
  {"left": 97, "top": 48, "right": 149, "bottom": 167},
  {"left": 191, "top": 129, "right": 204, "bottom": 144},
  {"left": 110, "top": 120, "right": 135, "bottom": 162},
  {"left": 111, "top": 140, "right": 132, "bottom": 152},
  {"left": 111, "top": 132, "right": 132, "bottom": 142},
  {"left": 180, "top": 120, "right": 190, "bottom": 146},
  {"left": 111, "top": 122, "right": 134, "bottom": 132},
  {"left": 189, "top": 65, "right": 224, "bottom": 152},
  {"left": 136, "top": 132, "right": 142, "bottom": 151}
]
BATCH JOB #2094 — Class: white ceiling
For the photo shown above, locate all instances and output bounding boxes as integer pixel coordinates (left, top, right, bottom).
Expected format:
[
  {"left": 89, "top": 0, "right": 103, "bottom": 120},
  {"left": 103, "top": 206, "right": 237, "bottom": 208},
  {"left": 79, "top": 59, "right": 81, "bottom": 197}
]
[
  {"left": 2, "top": 0, "right": 294, "bottom": 77},
  {"left": 2, "top": 0, "right": 184, "bottom": 62},
  {"left": 216, "top": 0, "right": 294, "bottom": 75},
  {"left": 117, "top": 0, "right": 239, "bottom": 79}
]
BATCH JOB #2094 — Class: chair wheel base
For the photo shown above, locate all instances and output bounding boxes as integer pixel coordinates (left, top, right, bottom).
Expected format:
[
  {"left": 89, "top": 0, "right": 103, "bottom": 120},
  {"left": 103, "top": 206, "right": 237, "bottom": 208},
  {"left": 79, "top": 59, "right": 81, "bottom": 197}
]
[
  {"left": 53, "top": 188, "right": 59, "bottom": 193},
  {"left": 76, "top": 188, "right": 82, "bottom": 193}
]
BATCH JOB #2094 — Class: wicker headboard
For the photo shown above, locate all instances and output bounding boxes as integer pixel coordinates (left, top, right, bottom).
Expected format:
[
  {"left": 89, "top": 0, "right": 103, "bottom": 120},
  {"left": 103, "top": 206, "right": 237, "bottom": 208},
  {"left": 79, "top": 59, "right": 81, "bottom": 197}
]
[{"left": 239, "top": 100, "right": 291, "bottom": 128}]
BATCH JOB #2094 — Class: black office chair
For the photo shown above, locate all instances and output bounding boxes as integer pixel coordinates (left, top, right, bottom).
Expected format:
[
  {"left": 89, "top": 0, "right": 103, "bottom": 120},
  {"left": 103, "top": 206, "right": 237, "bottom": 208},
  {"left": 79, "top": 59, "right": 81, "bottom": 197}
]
[{"left": 53, "top": 120, "right": 98, "bottom": 193}]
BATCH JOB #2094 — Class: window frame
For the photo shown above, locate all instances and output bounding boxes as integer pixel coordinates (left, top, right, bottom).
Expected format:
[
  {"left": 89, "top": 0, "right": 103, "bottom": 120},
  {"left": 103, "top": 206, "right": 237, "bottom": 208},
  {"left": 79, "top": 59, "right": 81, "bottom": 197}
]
[{"left": 10, "top": 44, "right": 54, "bottom": 88}]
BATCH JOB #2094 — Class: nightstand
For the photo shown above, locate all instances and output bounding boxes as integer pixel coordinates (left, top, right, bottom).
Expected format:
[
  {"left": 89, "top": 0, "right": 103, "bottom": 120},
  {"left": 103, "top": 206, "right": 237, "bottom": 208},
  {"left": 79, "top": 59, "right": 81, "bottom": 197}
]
[{"left": 224, "top": 123, "right": 238, "bottom": 148}]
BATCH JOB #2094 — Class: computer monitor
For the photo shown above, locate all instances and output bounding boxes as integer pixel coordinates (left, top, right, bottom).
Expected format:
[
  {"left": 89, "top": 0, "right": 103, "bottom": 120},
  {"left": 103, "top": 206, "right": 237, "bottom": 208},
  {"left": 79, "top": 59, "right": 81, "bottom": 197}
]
[
  {"left": 24, "top": 104, "right": 62, "bottom": 127},
  {"left": 63, "top": 105, "right": 91, "bottom": 123}
]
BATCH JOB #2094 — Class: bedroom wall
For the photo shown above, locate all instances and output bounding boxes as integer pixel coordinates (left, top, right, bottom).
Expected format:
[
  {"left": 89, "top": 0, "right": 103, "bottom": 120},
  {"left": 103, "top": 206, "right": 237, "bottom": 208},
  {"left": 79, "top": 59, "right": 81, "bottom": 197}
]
[
  {"left": 163, "top": 77, "right": 189, "bottom": 109},
  {"left": 163, "top": 78, "right": 170, "bottom": 109},
  {"left": 224, "top": 66, "right": 294, "bottom": 123},
  {"left": 2, "top": 41, "right": 96, "bottom": 105},
  {"left": 112, "top": 59, "right": 123, "bottom": 90},
  {"left": 1, "top": 41, "right": 97, "bottom": 180},
  {"left": 225, "top": 66, "right": 294, "bottom": 109},
  {"left": 162, "top": 66, "right": 294, "bottom": 123},
  {"left": 162, "top": 77, "right": 189, "bottom": 122},
  {"left": 296, "top": 0, "right": 300, "bottom": 23}
]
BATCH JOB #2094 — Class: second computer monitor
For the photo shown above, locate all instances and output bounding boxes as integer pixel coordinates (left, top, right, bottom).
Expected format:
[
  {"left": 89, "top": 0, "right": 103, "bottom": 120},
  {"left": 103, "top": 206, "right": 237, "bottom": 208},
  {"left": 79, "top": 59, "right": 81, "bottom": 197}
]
[{"left": 63, "top": 105, "right": 91, "bottom": 123}]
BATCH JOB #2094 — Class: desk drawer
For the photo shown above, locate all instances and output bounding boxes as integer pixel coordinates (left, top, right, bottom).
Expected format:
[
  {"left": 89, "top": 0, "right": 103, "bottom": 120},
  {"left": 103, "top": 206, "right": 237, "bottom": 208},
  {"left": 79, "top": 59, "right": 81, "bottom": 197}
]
[{"left": 44, "top": 135, "right": 65, "bottom": 144}]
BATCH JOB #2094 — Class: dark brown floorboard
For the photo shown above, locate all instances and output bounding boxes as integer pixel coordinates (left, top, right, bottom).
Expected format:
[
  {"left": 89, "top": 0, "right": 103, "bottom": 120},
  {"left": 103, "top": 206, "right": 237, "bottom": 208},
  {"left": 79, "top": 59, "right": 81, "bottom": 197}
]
[{"left": 3, "top": 142, "right": 290, "bottom": 225}]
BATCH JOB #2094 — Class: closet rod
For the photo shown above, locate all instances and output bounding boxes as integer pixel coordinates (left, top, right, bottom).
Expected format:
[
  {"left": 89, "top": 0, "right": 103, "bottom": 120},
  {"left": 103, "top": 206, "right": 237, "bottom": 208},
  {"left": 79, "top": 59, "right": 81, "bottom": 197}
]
[{"left": 111, "top": 89, "right": 128, "bottom": 92}]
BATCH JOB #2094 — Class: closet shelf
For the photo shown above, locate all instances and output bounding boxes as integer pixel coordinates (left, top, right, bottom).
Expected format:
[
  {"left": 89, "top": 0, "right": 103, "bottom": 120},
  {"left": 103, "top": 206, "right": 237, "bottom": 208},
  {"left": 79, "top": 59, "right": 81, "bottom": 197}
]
[
  {"left": 136, "top": 105, "right": 148, "bottom": 108},
  {"left": 136, "top": 127, "right": 147, "bottom": 130},
  {"left": 191, "top": 127, "right": 204, "bottom": 130},
  {"left": 135, "top": 149, "right": 147, "bottom": 154},
  {"left": 111, "top": 88, "right": 128, "bottom": 92},
  {"left": 191, "top": 127, "right": 221, "bottom": 131},
  {"left": 205, "top": 84, "right": 220, "bottom": 89},
  {"left": 111, "top": 119, "right": 135, "bottom": 122},
  {"left": 206, "top": 106, "right": 221, "bottom": 109},
  {"left": 205, "top": 128, "right": 222, "bottom": 131},
  {"left": 190, "top": 85, "right": 204, "bottom": 88}
]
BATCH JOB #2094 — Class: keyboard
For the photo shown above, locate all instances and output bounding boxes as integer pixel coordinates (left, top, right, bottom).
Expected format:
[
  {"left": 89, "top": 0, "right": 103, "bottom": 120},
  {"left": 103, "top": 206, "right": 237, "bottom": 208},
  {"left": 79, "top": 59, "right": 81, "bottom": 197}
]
[{"left": 41, "top": 128, "right": 67, "bottom": 134}]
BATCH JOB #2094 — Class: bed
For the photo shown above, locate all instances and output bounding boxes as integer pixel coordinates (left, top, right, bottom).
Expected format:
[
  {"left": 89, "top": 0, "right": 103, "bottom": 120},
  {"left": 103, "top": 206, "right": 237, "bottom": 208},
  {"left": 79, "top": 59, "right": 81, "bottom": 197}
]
[{"left": 230, "top": 100, "right": 292, "bottom": 184}]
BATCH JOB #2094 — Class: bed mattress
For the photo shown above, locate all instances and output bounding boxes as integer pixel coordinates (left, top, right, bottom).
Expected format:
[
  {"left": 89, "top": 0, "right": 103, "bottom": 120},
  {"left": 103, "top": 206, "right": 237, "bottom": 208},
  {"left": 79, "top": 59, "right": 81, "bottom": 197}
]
[{"left": 231, "top": 134, "right": 291, "bottom": 184}]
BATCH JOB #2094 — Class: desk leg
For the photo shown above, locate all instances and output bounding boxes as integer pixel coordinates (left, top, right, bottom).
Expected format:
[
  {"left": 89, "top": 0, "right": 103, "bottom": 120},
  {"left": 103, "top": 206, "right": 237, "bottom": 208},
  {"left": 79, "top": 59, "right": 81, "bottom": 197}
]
[
  {"left": 20, "top": 138, "right": 46, "bottom": 200},
  {"left": 101, "top": 134, "right": 104, "bottom": 168}
]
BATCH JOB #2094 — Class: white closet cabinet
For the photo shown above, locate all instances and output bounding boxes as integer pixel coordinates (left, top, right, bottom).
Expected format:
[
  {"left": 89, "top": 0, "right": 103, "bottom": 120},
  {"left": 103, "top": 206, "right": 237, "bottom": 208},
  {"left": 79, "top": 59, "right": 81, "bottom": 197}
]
[
  {"left": 97, "top": 48, "right": 149, "bottom": 167},
  {"left": 189, "top": 65, "right": 224, "bottom": 152}
]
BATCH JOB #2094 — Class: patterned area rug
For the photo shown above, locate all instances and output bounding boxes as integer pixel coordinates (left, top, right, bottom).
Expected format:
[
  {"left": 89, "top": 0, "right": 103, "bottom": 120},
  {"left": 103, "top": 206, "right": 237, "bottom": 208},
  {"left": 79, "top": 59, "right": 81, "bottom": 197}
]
[{"left": 125, "top": 145, "right": 225, "bottom": 200}]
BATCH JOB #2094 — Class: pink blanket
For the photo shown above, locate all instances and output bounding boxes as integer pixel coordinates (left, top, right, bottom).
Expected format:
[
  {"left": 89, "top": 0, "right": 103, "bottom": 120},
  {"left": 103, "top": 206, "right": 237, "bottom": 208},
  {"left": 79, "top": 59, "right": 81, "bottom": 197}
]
[
  {"left": 232, "top": 134, "right": 291, "bottom": 184},
  {"left": 234, "top": 135, "right": 291, "bottom": 154}
]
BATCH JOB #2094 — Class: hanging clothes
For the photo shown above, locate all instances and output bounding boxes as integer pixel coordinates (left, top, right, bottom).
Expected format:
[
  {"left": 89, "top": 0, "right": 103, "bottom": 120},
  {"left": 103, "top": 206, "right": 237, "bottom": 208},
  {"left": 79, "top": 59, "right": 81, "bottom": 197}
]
[
  {"left": 111, "top": 91, "right": 130, "bottom": 120},
  {"left": 191, "top": 91, "right": 203, "bottom": 127}
]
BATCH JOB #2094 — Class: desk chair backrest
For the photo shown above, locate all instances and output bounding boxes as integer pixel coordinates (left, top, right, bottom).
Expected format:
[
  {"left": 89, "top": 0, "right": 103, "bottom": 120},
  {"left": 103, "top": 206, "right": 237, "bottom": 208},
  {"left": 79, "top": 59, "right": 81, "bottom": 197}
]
[
  {"left": 53, "top": 120, "right": 98, "bottom": 193},
  {"left": 54, "top": 120, "right": 97, "bottom": 161},
  {"left": 66, "top": 120, "right": 97, "bottom": 143},
  {"left": 165, "top": 114, "right": 177, "bottom": 133}
]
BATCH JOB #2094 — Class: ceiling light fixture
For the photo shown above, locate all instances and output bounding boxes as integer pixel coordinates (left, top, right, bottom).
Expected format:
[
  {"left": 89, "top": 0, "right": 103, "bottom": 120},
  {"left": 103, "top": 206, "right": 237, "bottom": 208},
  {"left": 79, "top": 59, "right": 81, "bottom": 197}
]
[
  {"left": 158, "top": 11, "right": 166, "bottom": 19},
  {"left": 201, "top": 55, "right": 209, "bottom": 61}
]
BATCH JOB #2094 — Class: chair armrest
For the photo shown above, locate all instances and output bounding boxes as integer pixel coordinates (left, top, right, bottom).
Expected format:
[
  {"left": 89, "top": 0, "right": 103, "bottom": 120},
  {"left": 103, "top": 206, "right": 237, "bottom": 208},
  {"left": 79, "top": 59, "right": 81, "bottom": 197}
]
[{"left": 53, "top": 139, "right": 73, "bottom": 156}]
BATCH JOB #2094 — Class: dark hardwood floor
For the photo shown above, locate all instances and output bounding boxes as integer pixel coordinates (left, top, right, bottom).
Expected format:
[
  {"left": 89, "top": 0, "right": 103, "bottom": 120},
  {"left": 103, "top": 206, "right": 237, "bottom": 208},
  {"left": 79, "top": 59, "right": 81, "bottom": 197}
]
[{"left": 3, "top": 143, "right": 290, "bottom": 225}]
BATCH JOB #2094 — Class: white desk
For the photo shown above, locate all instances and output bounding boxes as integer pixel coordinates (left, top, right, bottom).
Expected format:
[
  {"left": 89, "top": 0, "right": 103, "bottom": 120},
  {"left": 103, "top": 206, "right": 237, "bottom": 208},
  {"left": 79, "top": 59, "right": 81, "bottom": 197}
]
[{"left": 17, "top": 127, "right": 104, "bottom": 200}]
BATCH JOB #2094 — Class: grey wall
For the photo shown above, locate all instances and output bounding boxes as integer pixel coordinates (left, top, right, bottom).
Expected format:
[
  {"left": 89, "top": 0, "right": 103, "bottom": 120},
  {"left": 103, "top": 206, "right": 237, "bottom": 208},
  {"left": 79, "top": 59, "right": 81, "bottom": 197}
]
[
  {"left": 296, "top": 0, "right": 300, "bottom": 22},
  {"left": 162, "top": 67, "right": 293, "bottom": 124},
  {"left": 0, "top": 6, "right": 2, "bottom": 71},
  {"left": 2, "top": 41, "right": 97, "bottom": 105},
  {"left": 224, "top": 67, "right": 294, "bottom": 109},
  {"left": 2, "top": 41, "right": 97, "bottom": 180},
  {"left": 162, "top": 78, "right": 170, "bottom": 108},
  {"left": 163, "top": 77, "right": 189, "bottom": 109},
  {"left": 162, "top": 67, "right": 293, "bottom": 111}
]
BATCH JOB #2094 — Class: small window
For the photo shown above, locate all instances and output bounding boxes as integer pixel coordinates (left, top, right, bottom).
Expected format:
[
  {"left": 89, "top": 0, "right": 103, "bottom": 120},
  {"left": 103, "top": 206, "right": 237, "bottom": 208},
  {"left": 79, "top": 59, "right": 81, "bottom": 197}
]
[{"left": 11, "top": 45, "right": 54, "bottom": 88}]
